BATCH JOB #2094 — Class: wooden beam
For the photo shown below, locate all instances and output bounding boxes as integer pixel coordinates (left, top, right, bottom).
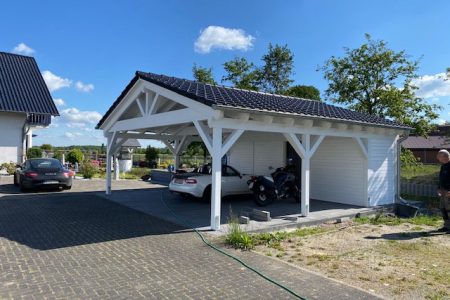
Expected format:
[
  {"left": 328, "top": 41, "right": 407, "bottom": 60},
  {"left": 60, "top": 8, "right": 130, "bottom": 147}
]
[
  {"left": 110, "top": 108, "right": 204, "bottom": 132},
  {"left": 354, "top": 137, "right": 368, "bottom": 158},
  {"left": 221, "top": 129, "right": 244, "bottom": 157},
  {"left": 136, "top": 97, "right": 145, "bottom": 117},
  {"left": 148, "top": 93, "right": 159, "bottom": 115},
  {"left": 309, "top": 135, "right": 325, "bottom": 157},
  {"left": 283, "top": 133, "right": 307, "bottom": 159},
  {"left": 193, "top": 121, "right": 213, "bottom": 154}
]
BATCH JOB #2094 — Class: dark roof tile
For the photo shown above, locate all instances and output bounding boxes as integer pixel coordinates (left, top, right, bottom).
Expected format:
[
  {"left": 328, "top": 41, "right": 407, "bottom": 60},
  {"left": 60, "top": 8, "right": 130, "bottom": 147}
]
[
  {"left": 0, "top": 52, "right": 58, "bottom": 116},
  {"left": 97, "top": 71, "right": 410, "bottom": 129}
]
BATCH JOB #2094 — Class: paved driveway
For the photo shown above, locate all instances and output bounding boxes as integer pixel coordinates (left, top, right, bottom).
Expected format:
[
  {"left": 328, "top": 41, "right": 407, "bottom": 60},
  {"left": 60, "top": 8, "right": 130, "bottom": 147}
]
[{"left": 0, "top": 177, "right": 380, "bottom": 299}]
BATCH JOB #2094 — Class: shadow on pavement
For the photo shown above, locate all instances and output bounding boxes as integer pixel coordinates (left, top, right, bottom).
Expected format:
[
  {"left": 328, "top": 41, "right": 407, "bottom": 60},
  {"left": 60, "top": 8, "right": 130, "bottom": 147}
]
[{"left": 0, "top": 188, "right": 187, "bottom": 250}]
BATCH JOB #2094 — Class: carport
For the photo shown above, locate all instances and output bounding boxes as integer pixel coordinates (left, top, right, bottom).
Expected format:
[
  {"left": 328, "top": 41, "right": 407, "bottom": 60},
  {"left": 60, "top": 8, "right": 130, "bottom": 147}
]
[{"left": 96, "top": 71, "right": 410, "bottom": 230}]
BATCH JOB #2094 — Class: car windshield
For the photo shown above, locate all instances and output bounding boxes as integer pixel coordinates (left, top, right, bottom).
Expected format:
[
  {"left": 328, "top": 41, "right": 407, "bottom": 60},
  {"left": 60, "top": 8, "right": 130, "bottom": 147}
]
[{"left": 30, "top": 159, "right": 62, "bottom": 169}]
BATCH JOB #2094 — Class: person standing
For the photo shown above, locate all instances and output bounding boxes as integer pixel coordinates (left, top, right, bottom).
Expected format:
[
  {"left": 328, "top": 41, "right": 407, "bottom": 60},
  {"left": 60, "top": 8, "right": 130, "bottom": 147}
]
[{"left": 436, "top": 149, "right": 450, "bottom": 232}]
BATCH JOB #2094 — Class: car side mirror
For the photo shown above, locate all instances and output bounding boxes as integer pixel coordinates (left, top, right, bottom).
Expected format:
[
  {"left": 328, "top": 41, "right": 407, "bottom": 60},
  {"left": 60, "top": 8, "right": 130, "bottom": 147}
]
[{"left": 16, "top": 164, "right": 22, "bottom": 169}]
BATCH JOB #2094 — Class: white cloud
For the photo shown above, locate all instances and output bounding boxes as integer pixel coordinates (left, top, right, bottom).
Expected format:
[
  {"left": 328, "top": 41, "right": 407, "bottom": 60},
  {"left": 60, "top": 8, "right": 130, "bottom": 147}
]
[
  {"left": 413, "top": 73, "right": 450, "bottom": 98},
  {"left": 194, "top": 26, "right": 255, "bottom": 54},
  {"left": 437, "top": 119, "right": 447, "bottom": 125},
  {"left": 64, "top": 132, "right": 83, "bottom": 140},
  {"left": 60, "top": 107, "right": 102, "bottom": 125},
  {"left": 75, "top": 81, "right": 94, "bottom": 93},
  {"left": 12, "top": 43, "right": 35, "bottom": 56},
  {"left": 42, "top": 70, "right": 72, "bottom": 92},
  {"left": 66, "top": 122, "right": 86, "bottom": 128},
  {"left": 53, "top": 98, "right": 66, "bottom": 107}
]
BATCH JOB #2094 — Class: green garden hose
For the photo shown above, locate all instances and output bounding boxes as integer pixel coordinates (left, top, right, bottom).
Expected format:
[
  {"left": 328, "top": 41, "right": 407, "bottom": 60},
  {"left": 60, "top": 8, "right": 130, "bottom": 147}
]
[{"left": 159, "top": 192, "right": 307, "bottom": 300}]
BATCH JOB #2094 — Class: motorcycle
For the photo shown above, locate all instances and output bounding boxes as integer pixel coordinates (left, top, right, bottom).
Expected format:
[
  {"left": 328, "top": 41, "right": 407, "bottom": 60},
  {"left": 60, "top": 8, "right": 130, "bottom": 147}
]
[{"left": 247, "top": 165, "right": 300, "bottom": 206}]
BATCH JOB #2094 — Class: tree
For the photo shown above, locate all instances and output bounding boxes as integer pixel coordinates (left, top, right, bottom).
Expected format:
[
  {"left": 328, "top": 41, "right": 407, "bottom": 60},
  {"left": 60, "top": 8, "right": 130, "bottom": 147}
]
[
  {"left": 286, "top": 85, "right": 321, "bottom": 100},
  {"left": 145, "top": 146, "right": 159, "bottom": 162},
  {"left": 40, "top": 144, "right": 52, "bottom": 151},
  {"left": 192, "top": 64, "right": 217, "bottom": 85},
  {"left": 222, "top": 57, "right": 259, "bottom": 90},
  {"left": 27, "top": 147, "right": 42, "bottom": 159},
  {"left": 259, "top": 43, "right": 294, "bottom": 94},
  {"left": 66, "top": 149, "right": 84, "bottom": 164},
  {"left": 320, "top": 34, "right": 441, "bottom": 136}
]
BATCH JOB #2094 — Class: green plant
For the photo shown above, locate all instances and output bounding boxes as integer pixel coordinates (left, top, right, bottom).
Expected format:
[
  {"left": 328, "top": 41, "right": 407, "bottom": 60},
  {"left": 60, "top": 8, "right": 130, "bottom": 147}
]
[
  {"left": 401, "top": 148, "right": 422, "bottom": 169},
  {"left": 27, "top": 147, "right": 42, "bottom": 159},
  {"left": 145, "top": 146, "right": 159, "bottom": 162},
  {"left": 225, "top": 214, "right": 254, "bottom": 250},
  {"left": 66, "top": 149, "right": 84, "bottom": 164},
  {"left": 80, "top": 161, "right": 98, "bottom": 179},
  {"left": 1, "top": 162, "right": 16, "bottom": 175}
]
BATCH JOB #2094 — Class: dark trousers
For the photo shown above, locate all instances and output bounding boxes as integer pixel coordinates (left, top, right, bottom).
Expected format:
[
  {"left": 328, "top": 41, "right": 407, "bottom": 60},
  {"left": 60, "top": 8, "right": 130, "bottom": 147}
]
[{"left": 439, "top": 189, "right": 450, "bottom": 229}]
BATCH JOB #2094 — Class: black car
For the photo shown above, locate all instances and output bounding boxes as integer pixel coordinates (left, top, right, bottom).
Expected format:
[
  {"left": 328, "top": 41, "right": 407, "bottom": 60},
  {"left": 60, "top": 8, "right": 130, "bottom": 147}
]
[{"left": 14, "top": 158, "right": 73, "bottom": 191}]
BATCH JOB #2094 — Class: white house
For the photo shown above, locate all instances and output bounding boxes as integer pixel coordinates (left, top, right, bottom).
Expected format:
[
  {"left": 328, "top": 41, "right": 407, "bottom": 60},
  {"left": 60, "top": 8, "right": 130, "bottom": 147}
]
[
  {"left": 0, "top": 52, "right": 58, "bottom": 164},
  {"left": 97, "top": 71, "right": 411, "bottom": 230}
]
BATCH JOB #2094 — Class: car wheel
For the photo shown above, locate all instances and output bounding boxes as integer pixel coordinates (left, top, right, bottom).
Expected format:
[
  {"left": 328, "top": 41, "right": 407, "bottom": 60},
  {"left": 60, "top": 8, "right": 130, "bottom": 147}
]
[{"left": 202, "top": 186, "right": 211, "bottom": 202}]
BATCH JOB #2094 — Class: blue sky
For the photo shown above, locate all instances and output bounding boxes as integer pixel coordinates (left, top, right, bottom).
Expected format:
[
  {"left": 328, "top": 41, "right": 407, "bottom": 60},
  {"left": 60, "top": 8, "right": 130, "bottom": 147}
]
[{"left": 1, "top": 0, "right": 450, "bottom": 146}]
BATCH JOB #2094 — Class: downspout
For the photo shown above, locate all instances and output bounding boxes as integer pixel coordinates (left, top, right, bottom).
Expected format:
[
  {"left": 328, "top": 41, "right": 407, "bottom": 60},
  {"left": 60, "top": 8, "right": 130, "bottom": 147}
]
[
  {"left": 21, "top": 116, "right": 31, "bottom": 163},
  {"left": 396, "top": 135, "right": 408, "bottom": 204}
]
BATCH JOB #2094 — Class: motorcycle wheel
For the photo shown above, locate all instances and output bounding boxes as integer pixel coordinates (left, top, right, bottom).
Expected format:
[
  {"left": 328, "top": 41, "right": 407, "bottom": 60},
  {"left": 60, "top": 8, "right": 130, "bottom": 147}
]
[{"left": 254, "top": 191, "right": 274, "bottom": 206}]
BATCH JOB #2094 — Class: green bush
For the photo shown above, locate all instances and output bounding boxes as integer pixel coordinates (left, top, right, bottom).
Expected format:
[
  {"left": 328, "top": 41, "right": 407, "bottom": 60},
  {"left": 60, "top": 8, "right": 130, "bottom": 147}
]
[
  {"left": 27, "top": 147, "right": 42, "bottom": 159},
  {"left": 400, "top": 148, "right": 421, "bottom": 169},
  {"left": 1, "top": 162, "right": 17, "bottom": 175},
  {"left": 225, "top": 214, "right": 254, "bottom": 250},
  {"left": 81, "top": 161, "right": 98, "bottom": 179},
  {"left": 145, "top": 146, "right": 159, "bottom": 162},
  {"left": 66, "top": 149, "right": 84, "bottom": 164}
]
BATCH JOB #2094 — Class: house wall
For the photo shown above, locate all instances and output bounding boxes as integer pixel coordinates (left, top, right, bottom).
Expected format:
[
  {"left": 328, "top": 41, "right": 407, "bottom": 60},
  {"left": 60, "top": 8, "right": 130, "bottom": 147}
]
[
  {"left": 368, "top": 136, "right": 397, "bottom": 206},
  {"left": 310, "top": 137, "right": 367, "bottom": 206},
  {"left": 226, "top": 131, "right": 398, "bottom": 207},
  {"left": 0, "top": 112, "right": 26, "bottom": 164}
]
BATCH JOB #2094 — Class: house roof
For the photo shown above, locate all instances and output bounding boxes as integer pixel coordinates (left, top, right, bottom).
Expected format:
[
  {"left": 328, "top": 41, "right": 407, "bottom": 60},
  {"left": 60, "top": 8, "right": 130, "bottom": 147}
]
[
  {"left": 122, "top": 139, "right": 140, "bottom": 148},
  {"left": 0, "top": 52, "right": 59, "bottom": 116},
  {"left": 401, "top": 136, "right": 450, "bottom": 149},
  {"left": 97, "top": 71, "right": 410, "bottom": 130}
]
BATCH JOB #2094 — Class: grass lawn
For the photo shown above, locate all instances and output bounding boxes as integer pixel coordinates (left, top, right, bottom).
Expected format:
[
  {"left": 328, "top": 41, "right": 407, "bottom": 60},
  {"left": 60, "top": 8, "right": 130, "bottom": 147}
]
[
  {"left": 226, "top": 215, "right": 448, "bottom": 300},
  {"left": 92, "top": 167, "right": 151, "bottom": 180},
  {"left": 401, "top": 164, "right": 440, "bottom": 184}
]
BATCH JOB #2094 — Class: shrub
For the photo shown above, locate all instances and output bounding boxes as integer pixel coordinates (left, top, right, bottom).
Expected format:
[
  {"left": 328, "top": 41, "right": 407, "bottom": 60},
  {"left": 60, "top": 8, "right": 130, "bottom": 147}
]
[
  {"left": 400, "top": 148, "right": 421, "bottom": 169},
  {"left": 145, "top": 146, "right": 159, "bottom": 162},
  {"left": 27, "top": 147, "right": 42, "bottom": 159},
  {"left": 81, "top": 161, "right": 98, "bottom": 179},
  {"left": 66, "top": 149, "right": 84, "bottom": 164},
  {"left": 1, "top": 162, "right": 17, "bottom": 175},
  {"left": 225, "top": 214, "right": 254, "bottom": 250}
]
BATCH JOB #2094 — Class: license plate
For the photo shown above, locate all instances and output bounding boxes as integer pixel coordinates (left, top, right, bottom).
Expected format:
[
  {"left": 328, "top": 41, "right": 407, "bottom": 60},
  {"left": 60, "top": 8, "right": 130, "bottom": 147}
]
[
  {"left": 174, "top": 179, "right": 184, "bottom": 184},
  {"left": 43, "top": 180, "right": 59, "bottom": 185},
  {"left": 45, "top": 173, "right": 57, "bottom": 176}
]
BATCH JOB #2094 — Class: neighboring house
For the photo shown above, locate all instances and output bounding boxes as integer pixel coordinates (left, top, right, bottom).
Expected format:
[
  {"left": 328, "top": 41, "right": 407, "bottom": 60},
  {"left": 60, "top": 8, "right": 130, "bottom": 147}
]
[
  {"left": 97, "top": 71, "right": 411, "bottom": 230},
  {"left": 0, "top": 52, "right": 58, "bottom": 164},
  {"left": 401, "top": 136, "right": 450, "bottom": 164}
]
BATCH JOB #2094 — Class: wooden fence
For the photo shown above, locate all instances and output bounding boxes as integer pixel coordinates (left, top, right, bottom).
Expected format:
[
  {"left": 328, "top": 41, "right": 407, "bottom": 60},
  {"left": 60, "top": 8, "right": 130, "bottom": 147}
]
[{"left": 400, "top": 181, "right": 437, "bottom": 197}]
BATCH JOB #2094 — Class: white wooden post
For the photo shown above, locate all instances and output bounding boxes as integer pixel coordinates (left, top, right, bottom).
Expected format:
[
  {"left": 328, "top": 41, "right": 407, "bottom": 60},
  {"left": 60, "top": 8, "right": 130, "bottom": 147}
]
[
  {"left": 211, "top": 127, "right": 222, "bottom": 230},
  {"left": 114, "top": 156, "right": 120, "bottom": 180},
  {"left": 106, "top": 144, "right": 112, "bottom": 195},
  {"left": 301, "top": 134, "right": 311, "bottom": 216}
]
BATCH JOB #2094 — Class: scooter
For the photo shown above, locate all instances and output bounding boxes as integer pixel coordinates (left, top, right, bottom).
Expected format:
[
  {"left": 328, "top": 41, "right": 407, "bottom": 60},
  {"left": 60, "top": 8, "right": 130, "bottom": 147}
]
[{"left": 247, "top": 165, "right": 300, "bottom": 206}]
